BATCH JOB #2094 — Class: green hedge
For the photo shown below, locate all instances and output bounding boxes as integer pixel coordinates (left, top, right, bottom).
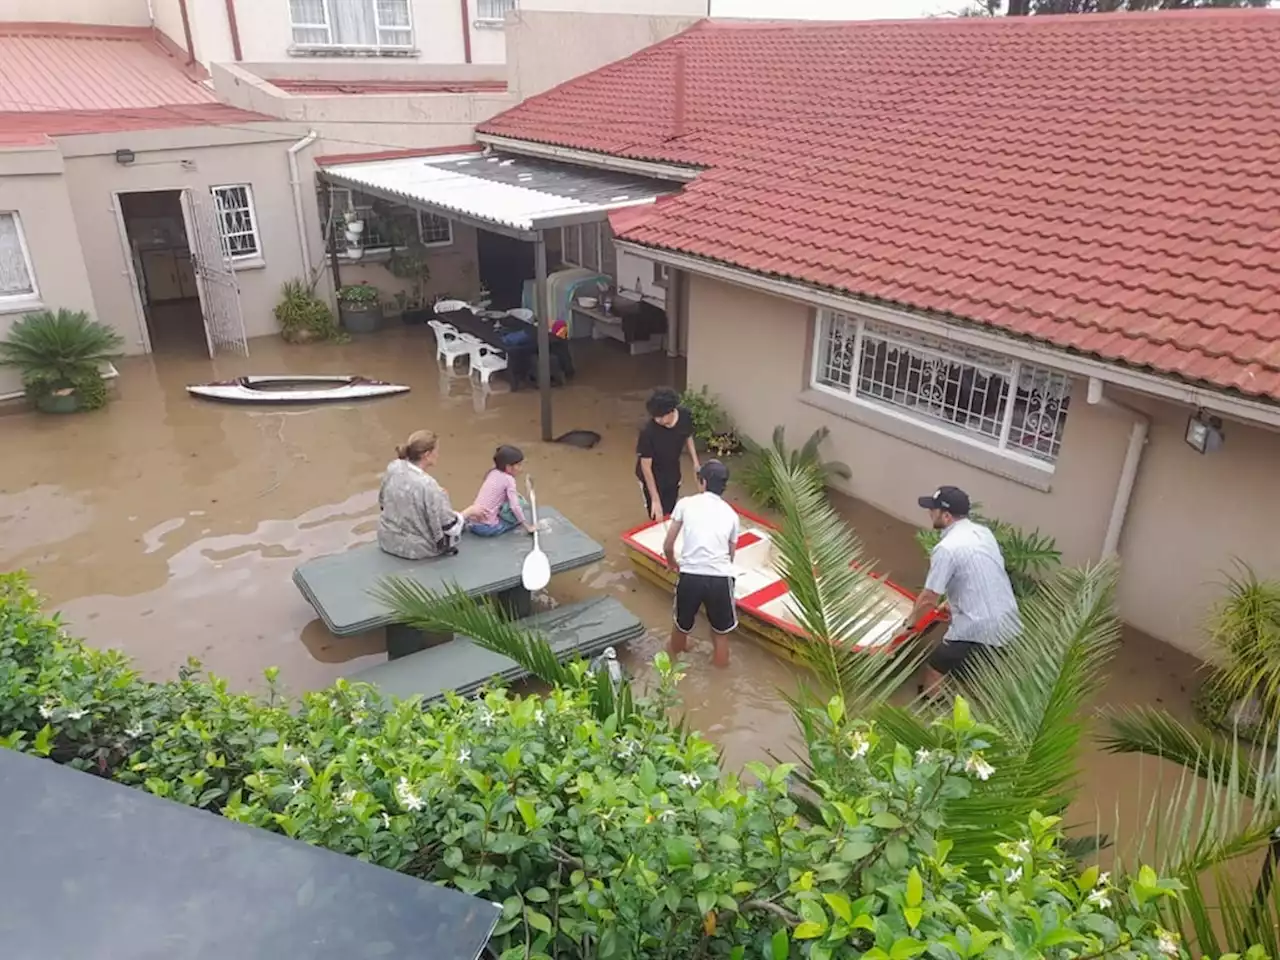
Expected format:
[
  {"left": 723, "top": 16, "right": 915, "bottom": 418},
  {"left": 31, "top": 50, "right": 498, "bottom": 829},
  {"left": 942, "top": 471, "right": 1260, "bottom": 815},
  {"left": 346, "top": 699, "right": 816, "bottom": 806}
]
[{"left": 0, "top": 572, "right": 1234, "bottom": 960}]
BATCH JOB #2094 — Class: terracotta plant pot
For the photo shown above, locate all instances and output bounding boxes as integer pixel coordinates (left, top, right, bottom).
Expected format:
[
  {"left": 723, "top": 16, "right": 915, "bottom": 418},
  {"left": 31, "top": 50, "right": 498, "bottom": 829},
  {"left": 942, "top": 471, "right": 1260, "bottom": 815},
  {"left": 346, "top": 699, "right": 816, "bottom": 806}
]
[{"left": 339, "top": 301, "right": 384, "bottom": 334}]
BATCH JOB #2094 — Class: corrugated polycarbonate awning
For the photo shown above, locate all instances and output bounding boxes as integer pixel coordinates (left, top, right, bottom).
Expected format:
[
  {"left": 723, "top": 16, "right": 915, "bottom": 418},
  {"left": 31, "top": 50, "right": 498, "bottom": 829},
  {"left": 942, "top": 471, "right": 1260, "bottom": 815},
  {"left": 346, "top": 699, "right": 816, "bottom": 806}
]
[{"left": 321, "top": 151, "right": 677, "bottom": 240}]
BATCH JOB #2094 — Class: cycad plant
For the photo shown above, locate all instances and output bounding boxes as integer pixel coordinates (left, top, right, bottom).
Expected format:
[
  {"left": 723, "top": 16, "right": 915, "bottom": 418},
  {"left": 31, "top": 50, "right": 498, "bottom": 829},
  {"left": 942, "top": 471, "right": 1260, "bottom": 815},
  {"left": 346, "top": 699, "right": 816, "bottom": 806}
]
[
  {"left": 0, "top": 308, "right": 124, "bottom": 410},
  {"left": 1195, "top": 564, "right": 1280, "bottom": 740},
  {"left": 761, "top": 446, "right": 1121, "bottom": 867},
  {"left": 739, "top": 425, "right": 851, "bottom": 510},
  {"left": 916, "top": 505, "right": 1061, "bottom": 601}
]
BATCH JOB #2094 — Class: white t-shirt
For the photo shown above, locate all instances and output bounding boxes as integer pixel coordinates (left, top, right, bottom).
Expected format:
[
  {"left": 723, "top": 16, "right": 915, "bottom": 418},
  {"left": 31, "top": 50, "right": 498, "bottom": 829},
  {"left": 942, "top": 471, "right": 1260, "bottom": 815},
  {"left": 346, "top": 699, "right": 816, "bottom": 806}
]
[{"left": 672, "top": 492, "right": 739, "bottom": 577}]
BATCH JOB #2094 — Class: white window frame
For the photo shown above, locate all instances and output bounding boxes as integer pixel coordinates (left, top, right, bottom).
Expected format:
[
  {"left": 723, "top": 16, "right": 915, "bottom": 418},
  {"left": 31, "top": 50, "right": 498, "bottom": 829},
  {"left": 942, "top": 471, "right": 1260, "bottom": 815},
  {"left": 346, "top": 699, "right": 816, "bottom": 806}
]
[
  {"left": 474, "top": 0, "right": 518, "bottom": 23},
  {"left": 560, "top": 222, "right": 615, "bottom": 279},
  {"left": 289, "top": 0, "right": 415, "bottom": 52},
  {"left": 0, "top": 211, "right": 40, "bottom": 308},
  {"left": 210, "top": 184, "right": 263, "bottom": 263},
  {"left": 417, "top": 211, "right": 453, "bottom": 248},
  {"left": 810, "top": 309, "right": 1072, "bottom": 469}
]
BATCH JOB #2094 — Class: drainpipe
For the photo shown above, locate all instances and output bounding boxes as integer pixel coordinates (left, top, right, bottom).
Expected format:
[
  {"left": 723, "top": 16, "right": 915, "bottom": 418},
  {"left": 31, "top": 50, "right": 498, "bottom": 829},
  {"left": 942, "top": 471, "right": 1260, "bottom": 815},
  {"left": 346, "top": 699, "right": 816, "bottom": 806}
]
[
  {"left": 177, "top": 0, "right": 196, "bottom": 66},
  {"left": 459, "top": 0, "right": 473, "bottom": 64},
  {"left": 1087, "top": 377, "right": 1151, "bottom": 558},
  {"left": 224, "top": 0, "right": 244, "bottom": 61},
  {"left": 288, "top": 130, "right": 321, "bottom": 284}
]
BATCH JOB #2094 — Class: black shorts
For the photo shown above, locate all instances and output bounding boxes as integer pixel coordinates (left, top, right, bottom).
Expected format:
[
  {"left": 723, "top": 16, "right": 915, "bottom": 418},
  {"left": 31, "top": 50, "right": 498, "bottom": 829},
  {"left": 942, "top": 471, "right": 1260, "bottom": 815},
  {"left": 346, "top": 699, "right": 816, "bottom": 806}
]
[
  {"left": 640, "top": 477, "right": 680, "bottom": 518},
  {"left": 927, "top": 639, "right": 993, "bottom": 677},
  {"left": 673, "top": 573, "right": 737, "bottom": 634}
]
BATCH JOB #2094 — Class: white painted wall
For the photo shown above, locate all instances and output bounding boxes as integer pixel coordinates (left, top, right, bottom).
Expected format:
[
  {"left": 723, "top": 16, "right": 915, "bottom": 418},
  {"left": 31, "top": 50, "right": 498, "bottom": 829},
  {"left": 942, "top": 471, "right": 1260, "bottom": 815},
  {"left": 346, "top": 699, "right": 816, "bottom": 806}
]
[{"left": 0, "top": 0, "right": 152, "bottom": 24}]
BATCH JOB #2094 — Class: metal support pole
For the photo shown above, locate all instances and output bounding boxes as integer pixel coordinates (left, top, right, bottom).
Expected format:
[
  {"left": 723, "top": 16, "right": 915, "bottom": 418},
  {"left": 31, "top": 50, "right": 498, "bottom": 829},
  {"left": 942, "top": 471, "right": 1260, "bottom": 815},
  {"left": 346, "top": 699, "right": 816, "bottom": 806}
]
[{"left": 535, "top": 232, "right": 552, "bottom": 441}]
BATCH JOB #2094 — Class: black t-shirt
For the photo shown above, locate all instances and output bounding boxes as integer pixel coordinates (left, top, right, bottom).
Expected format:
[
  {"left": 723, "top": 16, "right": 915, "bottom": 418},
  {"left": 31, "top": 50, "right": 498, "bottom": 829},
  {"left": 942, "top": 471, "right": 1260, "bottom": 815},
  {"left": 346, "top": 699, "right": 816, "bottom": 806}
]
[{"left": 635, "top": 406, "right": 694, "bottom": 484}]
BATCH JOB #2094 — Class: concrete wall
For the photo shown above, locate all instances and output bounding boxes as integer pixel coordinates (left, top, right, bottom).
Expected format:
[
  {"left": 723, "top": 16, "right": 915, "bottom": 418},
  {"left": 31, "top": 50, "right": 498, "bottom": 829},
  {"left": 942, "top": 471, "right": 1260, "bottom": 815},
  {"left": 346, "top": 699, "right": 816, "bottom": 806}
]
[
  {"left": 54, "top": 126, "right": 313, "bottom": 352},
  {"left": 0, "top": 147, "right": 98, "bottom": 395},
  {"left": 212, "top": 62, "right": 515, "bottom": 153},
  {"left": 335, "top": 222, "right": 483, "bottom": 306},
  {"left": 683, "top": 273, "right": 1280, "bottom": 660},
  {"left": 505, "top": 10, "right": 702, "bottom": 99},
  {"left": 0, "top": 0, "right": 151, "bottom": 24}
]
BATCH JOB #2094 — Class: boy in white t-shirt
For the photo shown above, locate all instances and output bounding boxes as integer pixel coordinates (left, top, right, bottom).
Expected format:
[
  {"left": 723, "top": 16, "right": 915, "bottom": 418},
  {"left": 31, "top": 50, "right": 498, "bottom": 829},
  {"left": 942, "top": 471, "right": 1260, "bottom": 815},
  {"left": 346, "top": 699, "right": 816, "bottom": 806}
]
[{"left": 661, "top": 460, "right": 740, "bottom": 667}]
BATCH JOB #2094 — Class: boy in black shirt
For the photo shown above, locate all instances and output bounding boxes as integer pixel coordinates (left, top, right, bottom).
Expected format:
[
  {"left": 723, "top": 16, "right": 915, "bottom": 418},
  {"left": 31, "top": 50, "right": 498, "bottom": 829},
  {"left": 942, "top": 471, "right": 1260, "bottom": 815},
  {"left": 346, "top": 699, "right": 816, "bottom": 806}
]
[{"left": 636, "top": 387, "right": 700, "bottom": 521}]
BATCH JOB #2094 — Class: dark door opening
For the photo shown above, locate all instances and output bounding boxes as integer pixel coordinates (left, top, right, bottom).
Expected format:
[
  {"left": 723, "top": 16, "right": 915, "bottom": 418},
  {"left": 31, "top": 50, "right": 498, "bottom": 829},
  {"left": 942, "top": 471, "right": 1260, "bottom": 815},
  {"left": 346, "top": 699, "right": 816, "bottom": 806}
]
[
  {"left": 119, "top": 191, "right": 207, "bottom": 354},
  {"left": 476, "top": 229, "right": 534, "bottom": 311}
]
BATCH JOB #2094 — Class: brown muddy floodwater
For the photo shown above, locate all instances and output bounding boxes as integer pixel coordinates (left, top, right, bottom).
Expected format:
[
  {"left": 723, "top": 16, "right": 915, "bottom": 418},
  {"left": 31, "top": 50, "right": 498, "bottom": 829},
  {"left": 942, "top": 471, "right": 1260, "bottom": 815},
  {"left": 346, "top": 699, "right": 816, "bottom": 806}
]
[{"left": 0, "top": 327, "right": 1206, "bottom": 845}]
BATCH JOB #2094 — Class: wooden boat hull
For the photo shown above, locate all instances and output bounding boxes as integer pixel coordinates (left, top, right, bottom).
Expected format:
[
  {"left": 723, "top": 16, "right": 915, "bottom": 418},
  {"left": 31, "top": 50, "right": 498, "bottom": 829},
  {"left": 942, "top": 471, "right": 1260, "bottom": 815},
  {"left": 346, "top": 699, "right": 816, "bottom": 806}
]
[
  {"left": 187, "top": 375, "right": 410, "bottom": 404},
  {"left": 621, "top": 503, "right": 945, "bottom": 663}
]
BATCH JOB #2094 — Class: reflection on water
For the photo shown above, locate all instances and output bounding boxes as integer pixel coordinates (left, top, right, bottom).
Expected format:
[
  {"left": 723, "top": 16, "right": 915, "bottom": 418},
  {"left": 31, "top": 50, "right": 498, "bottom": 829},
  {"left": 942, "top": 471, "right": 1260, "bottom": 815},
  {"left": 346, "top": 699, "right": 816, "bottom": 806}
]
[{"left": 0, "top": 329, "right": 1205, "bottom": 826}]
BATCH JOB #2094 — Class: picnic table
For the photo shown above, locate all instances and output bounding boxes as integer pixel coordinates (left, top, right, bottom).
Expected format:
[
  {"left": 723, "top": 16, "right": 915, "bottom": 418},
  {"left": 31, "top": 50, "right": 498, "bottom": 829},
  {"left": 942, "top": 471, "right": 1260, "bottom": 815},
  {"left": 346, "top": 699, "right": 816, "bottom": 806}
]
[
  {"left": 293, "top": 506, "right": 605, "bottom": 658},
  {"left": 436, "top": 307, "right": 575, "bottom": 389}
]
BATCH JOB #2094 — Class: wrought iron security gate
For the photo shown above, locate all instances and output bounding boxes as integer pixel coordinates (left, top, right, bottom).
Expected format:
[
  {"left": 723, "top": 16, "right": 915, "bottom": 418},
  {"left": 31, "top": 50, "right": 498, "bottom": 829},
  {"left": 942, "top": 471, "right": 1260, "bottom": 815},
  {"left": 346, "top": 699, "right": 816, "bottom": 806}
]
[{"left": 182, "top": 189, "right": 248, "bottom": 357}]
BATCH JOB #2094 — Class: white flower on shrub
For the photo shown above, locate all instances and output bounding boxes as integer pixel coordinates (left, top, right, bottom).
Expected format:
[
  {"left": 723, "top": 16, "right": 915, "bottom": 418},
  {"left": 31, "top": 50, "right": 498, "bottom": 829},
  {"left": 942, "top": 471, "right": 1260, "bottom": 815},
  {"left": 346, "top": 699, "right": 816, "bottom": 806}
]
[
  {"left": 1087, "top": 889, "right": 1111, "bottom": 910},
  {"left": 534, "top": 709, "right": 545, "bottom": 726},
  {"left": 659, "top": 808, "right": 676, "bottom": 822},
  {"left": 65, "top": 707, "right": 86, "bottom": 721},
  {"left": 477, "top": 707, "right": 496, "bottom": 728},
  {"left": 1156, "top": 929, "right": 1180, "bottom": 958},
  {"left": 977, "top": 890, "right": 996, "bottom": 910},
  {"left": 847, "top": 731, "right": 871, "bottom": 760},
  {"left": 965, "top": 753, "right": 995, "bottom": 781},
  {"left": 360, "top": 753, "right": 372, "bottom": 765},
  {"left": 618, "top": 738, "right": 639, "bottom": 759},
  {"left": 290, "top": 779, "right": 305, "bottom": 795},
  {"left": 340, "top": 788, "right": 357, "bottom": 806},
  {"left": 38, "top": 699, "right": 57, "bottom": 719},
  {"left": 1005, "top": 866, "right": 1022, "bottom": 883},
  {"left": 914, "top": 748, "right": 933, "bottom": 764},
  {"left": 1097, "top": 871, "right": 1110, "bottom": 888},
  {"left": 381, "top": 812, "right": 392, "bottom": 828},
  {"left": 395, "top": 777, "right": 424, "bottom": 812},
  {"left": 456, "top": 747, "right": 472, "bottom": 765},
  {"left": 124, "top": 721, "right": 144, "bottom": 738},
  {"left": 679, "top": 772, "right": 702, "bottom": 790},
  {"left": 295, "top": 754, "right": 310, "bottom": 769}
]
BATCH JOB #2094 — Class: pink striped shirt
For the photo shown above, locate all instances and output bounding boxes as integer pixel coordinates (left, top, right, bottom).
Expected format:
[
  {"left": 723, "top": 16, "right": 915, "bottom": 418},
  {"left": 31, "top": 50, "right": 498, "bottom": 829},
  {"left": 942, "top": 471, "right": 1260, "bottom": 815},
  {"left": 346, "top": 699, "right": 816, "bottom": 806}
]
[{"left": 470, "top": 469, "right": 527, "bottom": 526}]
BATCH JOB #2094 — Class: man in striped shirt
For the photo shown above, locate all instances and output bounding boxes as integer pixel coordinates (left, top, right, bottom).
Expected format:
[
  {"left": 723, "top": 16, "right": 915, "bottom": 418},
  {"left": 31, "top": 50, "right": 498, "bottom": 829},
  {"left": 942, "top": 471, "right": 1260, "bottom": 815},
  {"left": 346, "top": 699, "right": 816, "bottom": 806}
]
[{"left": 904, "top": 486, "right": 1021, "bottom": 695}]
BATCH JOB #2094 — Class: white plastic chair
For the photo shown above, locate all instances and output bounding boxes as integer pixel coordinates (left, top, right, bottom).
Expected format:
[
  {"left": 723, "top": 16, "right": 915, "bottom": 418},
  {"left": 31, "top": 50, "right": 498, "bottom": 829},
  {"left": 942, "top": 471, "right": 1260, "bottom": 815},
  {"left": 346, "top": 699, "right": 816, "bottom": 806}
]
[
  {"left": 434, "top": 299, "right": 474, "bottom": 315},
  {"left": 506, "top": 307, "right": 534, "bottom": 324},
  {"left": 469, "top": 344, "right": 509, "bottom": 387},
  {"left": 427, "top": 319, "right": 457, "bottom": 346},
  {"left": 437, "top": 329, "right": 479, "bottom": 370}
]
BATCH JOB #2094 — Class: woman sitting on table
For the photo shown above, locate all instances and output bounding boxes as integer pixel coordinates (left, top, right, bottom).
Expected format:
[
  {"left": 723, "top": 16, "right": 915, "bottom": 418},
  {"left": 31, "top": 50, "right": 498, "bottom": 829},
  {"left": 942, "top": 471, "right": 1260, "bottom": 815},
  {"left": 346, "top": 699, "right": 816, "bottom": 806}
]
[{"left": 377, "top": 430, "right": 464, "bottom": 560}]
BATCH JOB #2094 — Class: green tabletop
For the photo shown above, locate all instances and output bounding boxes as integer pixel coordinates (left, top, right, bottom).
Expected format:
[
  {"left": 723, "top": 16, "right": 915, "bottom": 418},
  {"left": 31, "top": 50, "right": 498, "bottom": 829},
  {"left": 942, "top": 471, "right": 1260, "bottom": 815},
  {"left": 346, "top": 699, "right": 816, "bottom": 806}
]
[{"left": 293, "top": 507, "right": 605, "bottom": 636}]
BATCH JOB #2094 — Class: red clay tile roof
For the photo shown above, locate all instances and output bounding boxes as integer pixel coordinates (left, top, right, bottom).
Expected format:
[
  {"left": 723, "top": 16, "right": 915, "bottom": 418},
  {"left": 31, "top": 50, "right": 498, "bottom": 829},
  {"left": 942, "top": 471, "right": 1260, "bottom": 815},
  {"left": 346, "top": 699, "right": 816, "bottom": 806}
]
[
  {"left": 0, "top": 23, "right": 271, "bottom": 136},
  {"left": 479, "top": 11, "right": 1280, "bottom": 403}
]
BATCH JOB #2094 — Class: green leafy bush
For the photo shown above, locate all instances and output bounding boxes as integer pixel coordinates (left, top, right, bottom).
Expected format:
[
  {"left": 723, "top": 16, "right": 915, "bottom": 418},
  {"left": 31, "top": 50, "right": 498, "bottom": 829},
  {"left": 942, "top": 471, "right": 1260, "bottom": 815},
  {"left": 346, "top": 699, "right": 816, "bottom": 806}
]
[
  {"left": 0, "top": 573, "right": 1244, "bottom": 959},
  {"left": 740, "top": 425, "right": 851, "bottom": 509},
  {"left": 679, "top": 386, "right": 737, "bottom": 450},
  {"left": 274, "top": 279, "right": 344, "bottom": 344},
  {"left": 337, "top": 283, "right": 380, "bottom": 305},
  {"left": 0, "top": 308, "right": 124, "bottom": 410}
]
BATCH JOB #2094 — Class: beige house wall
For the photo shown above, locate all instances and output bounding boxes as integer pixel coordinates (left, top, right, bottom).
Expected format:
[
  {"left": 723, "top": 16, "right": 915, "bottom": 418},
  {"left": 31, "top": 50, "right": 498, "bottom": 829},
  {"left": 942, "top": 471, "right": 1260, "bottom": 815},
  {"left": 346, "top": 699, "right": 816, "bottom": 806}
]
[
  {"left": 337, "top": 222, "right": 483, "bottom": 305},
  {"left": 684, "top": 273, "right": 1280, "bottom": 660},
  {"left": 0, "top": 0, "right": 151, "bottom": 25},
  {"left": 55, "top": 126, "right": 313, "bottom": 352},
  {"left": 0, "top": 148, "right": 97, "bottom": 396}
]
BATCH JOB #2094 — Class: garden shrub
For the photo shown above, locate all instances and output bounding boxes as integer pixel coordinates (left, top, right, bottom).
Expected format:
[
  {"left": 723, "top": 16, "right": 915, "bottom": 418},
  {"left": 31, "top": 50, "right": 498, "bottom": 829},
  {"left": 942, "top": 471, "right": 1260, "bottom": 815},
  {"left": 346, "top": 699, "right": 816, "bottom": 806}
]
[{"left": 0, "top": 573, "right": 1245, "bottom": 959}]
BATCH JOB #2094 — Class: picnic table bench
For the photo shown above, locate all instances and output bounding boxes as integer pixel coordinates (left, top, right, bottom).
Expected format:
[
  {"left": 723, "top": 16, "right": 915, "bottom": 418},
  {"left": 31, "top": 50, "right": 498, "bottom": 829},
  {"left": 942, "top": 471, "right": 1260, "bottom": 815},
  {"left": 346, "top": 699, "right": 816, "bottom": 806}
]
[
  {"left": 349, "top": 596, "right": 643, "bottom": 704},
  {"left": 292, "top": 506, "right": 606, "bottom": 658}
]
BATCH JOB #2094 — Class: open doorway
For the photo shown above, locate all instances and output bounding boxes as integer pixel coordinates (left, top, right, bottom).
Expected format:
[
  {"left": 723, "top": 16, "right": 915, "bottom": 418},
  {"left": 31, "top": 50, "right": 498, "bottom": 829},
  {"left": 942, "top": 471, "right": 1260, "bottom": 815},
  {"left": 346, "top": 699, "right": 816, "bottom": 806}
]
[{"left": 118, "top": 190, "right": 208, "bottom": 354}]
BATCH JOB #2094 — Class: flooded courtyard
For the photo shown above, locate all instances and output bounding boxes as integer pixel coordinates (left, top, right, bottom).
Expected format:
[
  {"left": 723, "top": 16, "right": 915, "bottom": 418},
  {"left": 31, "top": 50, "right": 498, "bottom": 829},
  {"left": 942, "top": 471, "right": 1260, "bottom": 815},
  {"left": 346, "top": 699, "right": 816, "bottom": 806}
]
[{"left": 1, "top": 326, "right": 1204, "bottom": 823}]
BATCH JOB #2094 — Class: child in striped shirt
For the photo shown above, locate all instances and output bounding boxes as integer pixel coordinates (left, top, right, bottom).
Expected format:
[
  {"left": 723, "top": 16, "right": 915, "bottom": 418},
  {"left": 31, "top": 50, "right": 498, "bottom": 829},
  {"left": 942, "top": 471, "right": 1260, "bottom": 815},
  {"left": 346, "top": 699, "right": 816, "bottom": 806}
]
[{"left": 461, "top": 445, "right": 536, "bottom": 537}]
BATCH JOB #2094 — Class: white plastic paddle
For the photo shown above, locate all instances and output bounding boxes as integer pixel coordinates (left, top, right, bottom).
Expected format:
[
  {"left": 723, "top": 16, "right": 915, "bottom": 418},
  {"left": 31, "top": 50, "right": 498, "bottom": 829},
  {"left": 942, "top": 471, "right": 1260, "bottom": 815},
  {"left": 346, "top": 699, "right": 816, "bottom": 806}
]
[{"left": 521, "top": 478, "right": 551, "bottom": 591}]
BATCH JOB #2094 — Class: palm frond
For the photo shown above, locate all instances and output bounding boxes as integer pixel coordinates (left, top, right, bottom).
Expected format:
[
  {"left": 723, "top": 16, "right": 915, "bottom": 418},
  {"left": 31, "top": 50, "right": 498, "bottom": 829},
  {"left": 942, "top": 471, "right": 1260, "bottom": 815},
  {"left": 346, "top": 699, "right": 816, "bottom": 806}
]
[
  {"left": 1100, "top": 707, "right": 1262, "bottom": 798},
  {"left": 1205, "top": 562, "right": 1280, "bottom": 730},
  {"left": 764, "top": 443, "right": 927, "bottom": 717},
  {"left": 373, "top": 578, "right": 576, "bottom": 688}
]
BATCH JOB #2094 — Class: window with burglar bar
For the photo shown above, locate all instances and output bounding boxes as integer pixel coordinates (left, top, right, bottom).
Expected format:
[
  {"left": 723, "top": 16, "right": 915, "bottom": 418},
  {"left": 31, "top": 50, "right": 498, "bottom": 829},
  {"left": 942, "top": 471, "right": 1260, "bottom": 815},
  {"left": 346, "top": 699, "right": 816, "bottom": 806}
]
[
  {"left": 475, "top": 0, "right": 517, "bottom": 21},
  {"left": 325, "top": 188, "right": 452, "bottom": 251},
  {"left": 211, "top": 185, "right": 261, "bottom": 261},
  {"left": 0, "top": 212, "right": 38, "bottom": 302},
  {"left": 813, "top": 310, "right": 1072, "bottom": 465},
  {"left": 290, "top": 0, "right": 413, "bottom": 50}
]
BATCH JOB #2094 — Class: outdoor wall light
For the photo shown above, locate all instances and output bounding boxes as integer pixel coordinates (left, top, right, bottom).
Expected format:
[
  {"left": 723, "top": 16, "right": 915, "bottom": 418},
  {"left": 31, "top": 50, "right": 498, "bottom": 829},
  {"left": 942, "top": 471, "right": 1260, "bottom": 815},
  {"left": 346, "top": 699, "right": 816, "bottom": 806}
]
[
  {"left": 115, "top": 149, "right": 136, "bottom": 166},
  {"left": 1184, "top": 410, "right": 1225, "bottom": 454}
]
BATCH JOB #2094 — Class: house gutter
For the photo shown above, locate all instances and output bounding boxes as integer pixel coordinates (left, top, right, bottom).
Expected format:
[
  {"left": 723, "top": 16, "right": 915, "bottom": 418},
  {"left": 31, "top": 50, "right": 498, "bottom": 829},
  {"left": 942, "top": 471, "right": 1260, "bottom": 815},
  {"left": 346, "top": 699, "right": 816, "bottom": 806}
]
[
  {"left": 614, "top": 238, "right": 1280, "bottom": 432},
  {"left": 1086, "top": 378, "right": 1150, "bottom": 558},
  {"left": 474, "top": 134, "right": 701, "bottom": 183},
  {"left": 224, "top": 0, "right": 244, "bottom": 60},
  {"left": 288, "top": 130, "right": 321, "bottom": 283},
  {"left": 177, "top": 0, "right": 196, "bottom": 66},
  {"left": 459, "top": 0, "right": 473, "bottom": 63}
]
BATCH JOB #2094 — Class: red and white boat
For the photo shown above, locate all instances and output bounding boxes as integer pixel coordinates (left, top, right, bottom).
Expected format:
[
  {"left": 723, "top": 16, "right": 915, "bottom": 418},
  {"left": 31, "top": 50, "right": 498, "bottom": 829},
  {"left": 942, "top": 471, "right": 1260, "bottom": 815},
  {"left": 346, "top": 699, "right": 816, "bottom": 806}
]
[{"left": 622, "top": 502, "right": 945, "bottom": 661}]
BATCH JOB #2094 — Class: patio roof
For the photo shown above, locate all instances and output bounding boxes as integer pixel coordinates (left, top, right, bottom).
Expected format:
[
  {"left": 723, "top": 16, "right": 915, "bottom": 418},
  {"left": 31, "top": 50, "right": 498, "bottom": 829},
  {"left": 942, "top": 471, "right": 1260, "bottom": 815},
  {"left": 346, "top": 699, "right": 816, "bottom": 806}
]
[{"left": 320, "top": 151, "right": 678, "bottom": 241}]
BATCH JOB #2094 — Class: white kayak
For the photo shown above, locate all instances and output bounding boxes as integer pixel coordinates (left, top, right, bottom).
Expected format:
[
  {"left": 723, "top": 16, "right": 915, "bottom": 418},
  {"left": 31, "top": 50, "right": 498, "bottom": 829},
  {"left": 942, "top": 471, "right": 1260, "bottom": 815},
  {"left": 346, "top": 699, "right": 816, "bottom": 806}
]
[{"left": 186, "top": 375, "right": 410, "bottom": 404}]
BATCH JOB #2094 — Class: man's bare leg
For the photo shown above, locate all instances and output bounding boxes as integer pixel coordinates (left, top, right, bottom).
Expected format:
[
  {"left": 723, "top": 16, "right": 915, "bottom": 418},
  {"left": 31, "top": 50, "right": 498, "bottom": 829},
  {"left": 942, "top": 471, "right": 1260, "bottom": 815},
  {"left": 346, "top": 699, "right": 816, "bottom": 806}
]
[
  {"left": 668, "top": 625, "right": 689, "bottom": 657},
  {"left": 711, "top": 633, "right": 731, "bottom": 668},
  {"left": 919, "top": 664, "right": 945, "bottom": 697}
]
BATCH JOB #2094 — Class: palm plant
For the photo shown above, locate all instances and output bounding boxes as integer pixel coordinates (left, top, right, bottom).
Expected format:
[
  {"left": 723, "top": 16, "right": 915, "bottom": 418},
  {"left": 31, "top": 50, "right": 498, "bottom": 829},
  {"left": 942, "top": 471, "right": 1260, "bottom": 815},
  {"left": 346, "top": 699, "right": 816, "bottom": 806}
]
[
  {"left": 739, "top": 425, "right": 851, "bottom": 510},
  {"left": 1196, "top": 564, "right": 1280, "bottom": 739},
  {"left": 762, "top": 445, "right": 1122, "bottom": 867},
  {"left": 0, "top": 309, "right": 124, "bottom": 410},
  {"left": 916, "top": 506, "right": 1061, "bottom": 601}
]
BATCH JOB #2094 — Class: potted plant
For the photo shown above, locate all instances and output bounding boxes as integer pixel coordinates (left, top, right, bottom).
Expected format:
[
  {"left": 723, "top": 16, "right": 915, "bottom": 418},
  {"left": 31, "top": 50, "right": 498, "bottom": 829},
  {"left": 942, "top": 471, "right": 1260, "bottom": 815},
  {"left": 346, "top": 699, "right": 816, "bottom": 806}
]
[
  {"left": 336, "top": 284, "right": 383, "bottom": 334},
  {"left": 387, "top": 242, "right": 433, "bottom": 325},
  {"left": 274, "top": 279, "right": 346, "bottom": 344},
  {"left": 0, "top": 309, "right": 124, "bottom": 413}
]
